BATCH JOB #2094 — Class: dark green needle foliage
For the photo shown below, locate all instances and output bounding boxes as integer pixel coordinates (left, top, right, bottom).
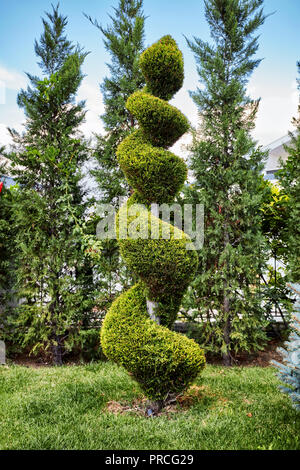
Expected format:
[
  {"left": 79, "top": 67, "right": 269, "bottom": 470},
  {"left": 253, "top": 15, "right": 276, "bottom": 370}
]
[
  {"left": 184, "top": 0, "right": 270, "bottom": 365},
  {"left": 86, "top": 0, "right": 146, "bottom": 205},
  {"left": 278, "top": 62, "right": 300, "bottom": 283},
  {"left": 6, "top": 4, "right": 98, "bottom": 364},
  {"left": 85, "top": 0, "right": 147, "bottom": 313},
  {"left": 0, "top": 153, "right": 17, "bottom": 348}
]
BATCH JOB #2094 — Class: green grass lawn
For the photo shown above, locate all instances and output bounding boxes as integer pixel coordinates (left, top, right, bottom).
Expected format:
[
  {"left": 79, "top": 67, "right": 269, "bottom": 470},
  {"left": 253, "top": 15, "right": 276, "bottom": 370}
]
[{"left": 0, "top": 362, "right": 299, "bottom": 450}]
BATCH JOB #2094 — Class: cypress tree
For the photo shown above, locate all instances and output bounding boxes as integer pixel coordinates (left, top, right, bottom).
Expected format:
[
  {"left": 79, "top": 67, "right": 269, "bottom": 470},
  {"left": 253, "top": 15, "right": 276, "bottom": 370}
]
[
  {"left": 85, "top": 0, "right": 146, "bottom": 309},
  {"left": 260, "top": 179, "right": 292, "bottom": 326},
  {"left": 0, "top": 152, "right": 16, "bottom": 344},
  {"left": 6, "top": 4, "right": 96, "bottom": 365},
  {"left": 185, "top": 0, "right": 269, "bottom": 365},
  {"left": 86, "top": 0, "right": 146, "bottom": 204},
  {"left": 0, "top": 149, "right": 9, "bottom": 288},
  {"left": 278, "top": 62, "right": 300, "bottom": 283}
]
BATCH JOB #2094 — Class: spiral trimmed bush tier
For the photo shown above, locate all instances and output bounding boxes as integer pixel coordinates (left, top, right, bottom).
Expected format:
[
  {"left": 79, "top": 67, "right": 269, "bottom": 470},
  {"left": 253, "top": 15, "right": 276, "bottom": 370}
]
[{"left": 101, "top": 36, "right": 205, "bottom": 404}]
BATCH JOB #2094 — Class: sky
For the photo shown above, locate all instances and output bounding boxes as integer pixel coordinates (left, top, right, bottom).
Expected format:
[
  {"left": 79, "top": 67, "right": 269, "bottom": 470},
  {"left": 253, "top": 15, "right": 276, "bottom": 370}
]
[{"left": 0, "top": 0, "right": 299, "bottom": 153}]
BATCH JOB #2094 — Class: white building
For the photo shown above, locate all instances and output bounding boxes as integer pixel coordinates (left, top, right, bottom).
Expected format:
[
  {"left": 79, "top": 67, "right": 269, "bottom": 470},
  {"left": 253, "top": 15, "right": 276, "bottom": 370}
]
[{"left": 262, "top": 134, "right": 291, "bottom": 182}]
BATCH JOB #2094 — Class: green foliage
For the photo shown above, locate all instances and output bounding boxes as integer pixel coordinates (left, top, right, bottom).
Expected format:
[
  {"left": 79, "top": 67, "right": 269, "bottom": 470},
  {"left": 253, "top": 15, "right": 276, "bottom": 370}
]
[
  {"left": 101, "top": 283, "right": 205, "bottom": 400},
  {"left": 102, "top": 35, "right": 205, "bottom": 404},
  {"left": 0, "top": 181, "right": 18, "bottom": 350},
  {"left": 33, "top": 4, "right": 74, "bottom": 74},
  {"left": 0, "top": 183, "right": 13, "bottom": 291},
  {"left": 117, "top": 130, "right": 187, "bottom": 204},
  {"left": 5, "top": 5, "right": 99, "bottom": 364},
  {"left": 9, "top": 182, "right": 98, "bottom": 359},
  {"left": 86, "top": 0, "right": 147, "bottom": 317},
  {"left": 259, "top": 179, "right": 292, "bottom": 322},
  {"left": 260, "top": 266, "right": 292, "bottom": 327},
  {"left": 87, "top": 0, "right": 146, "bottom": 205},
  {"left": 139, "top": 35, "right": 184, "bottom": 101},
  {"left": 116, "top": 199, "right": 198, "bottom": 327},
  {"left": 15, "top": 11, "right": 87, "bottom": 148},
  {"left": 71, "top": 329, "right": 105, "bottom": 361},
  {"left": 278, "top": 62, "right": 300, "bottom": 282},
  {"left": 184, "top": 0, "right": 269, "bottom": 363},
  {"left": 126, "top": 91, "right": 189, "bottom": 148},
  {"left": 260, "top": 179, "right": 289, "bottom": 259}
]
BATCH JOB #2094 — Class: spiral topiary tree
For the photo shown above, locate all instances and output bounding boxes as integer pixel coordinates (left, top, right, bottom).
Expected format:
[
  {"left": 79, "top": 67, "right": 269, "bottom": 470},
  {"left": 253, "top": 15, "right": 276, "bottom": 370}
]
[{"left": 101, "top": 36, "right": 205, "bottom": 411}]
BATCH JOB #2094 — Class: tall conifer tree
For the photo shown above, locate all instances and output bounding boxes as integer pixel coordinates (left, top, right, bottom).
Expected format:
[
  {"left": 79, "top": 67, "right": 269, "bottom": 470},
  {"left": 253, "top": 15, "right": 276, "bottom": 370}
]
[
  {"left": 185, "top": 0, "right": 269, "bottom": 365},
  {"left": 7, "top": 4, "right": 96, "bottom": 365},
  {"left": 0, "top": 151, "right": 16, "bottom": 342},
  {"left": 84, "top": 0, "right": 146, "bottom": 309},
  {"left": 278, "top": 62, "right": 300, "bottom": 282},
  {"left": 86, "top": 0, "right": 146, "bottom": 204}
]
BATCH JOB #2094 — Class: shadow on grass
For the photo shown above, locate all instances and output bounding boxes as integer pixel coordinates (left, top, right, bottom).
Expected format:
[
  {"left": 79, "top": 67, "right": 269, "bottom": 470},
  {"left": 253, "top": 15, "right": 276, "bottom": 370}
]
[{"left": 104, "top": 383, "right": 222, "bottom": 419}]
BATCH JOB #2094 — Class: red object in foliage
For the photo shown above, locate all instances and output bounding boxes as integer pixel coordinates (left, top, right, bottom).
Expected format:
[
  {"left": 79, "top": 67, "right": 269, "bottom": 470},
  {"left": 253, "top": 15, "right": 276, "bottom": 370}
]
[{"left": 0, "top": 182, "right": 3, "bottom": 194}]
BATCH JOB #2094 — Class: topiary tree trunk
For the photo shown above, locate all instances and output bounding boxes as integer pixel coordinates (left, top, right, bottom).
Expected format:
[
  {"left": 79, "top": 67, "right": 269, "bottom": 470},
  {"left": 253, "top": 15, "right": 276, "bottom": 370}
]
[{"left": 100, "top": 36, "right": 205, "bottom": 412}]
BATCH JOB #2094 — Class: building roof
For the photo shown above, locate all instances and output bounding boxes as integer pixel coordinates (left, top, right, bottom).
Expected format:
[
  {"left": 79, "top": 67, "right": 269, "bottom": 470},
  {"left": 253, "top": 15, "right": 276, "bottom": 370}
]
[
  {"left": 263, "top": 134, "right": 291, "bottom": 177},
  {"left": 262, "top": 134, "right": 291, "bottom": 153}
]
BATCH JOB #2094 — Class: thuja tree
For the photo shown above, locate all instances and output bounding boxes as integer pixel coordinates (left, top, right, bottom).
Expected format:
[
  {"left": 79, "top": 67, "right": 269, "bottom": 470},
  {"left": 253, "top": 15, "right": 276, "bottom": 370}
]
[
  {"left": 7, "top": 4, "right": 97, "bottom": 364},
  {"left": 0, "top": 163, "right": 14, "bottom": 346},
  {"left": 0, "top": 174, "right": 11, "bottom": 293},
  {"left": 101, "top": 36, "right": 205, "bottom": 412},
  {"left": 86, "top": 0, "right": 146, "bottom": 204},
  {"left": 0, "top": 187, "right": 20, "bottom": 352},
  {"left": 85, "top": 0, "right": 146, "bottom": 312},
  {"left": 278, "top": 62, "right": 300, "bottom": 283},
  {"left": 185, "top": 0, "right": 269, "bottom": 365},
  {"left": 260, "top": 180, "right": 292, "bottom": 326},
  {"left": 0, "top": 151, "right": 16, "bottom": 348},
  {"left": 0, "top": 151, "right": 8, "bottom": 294}
]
